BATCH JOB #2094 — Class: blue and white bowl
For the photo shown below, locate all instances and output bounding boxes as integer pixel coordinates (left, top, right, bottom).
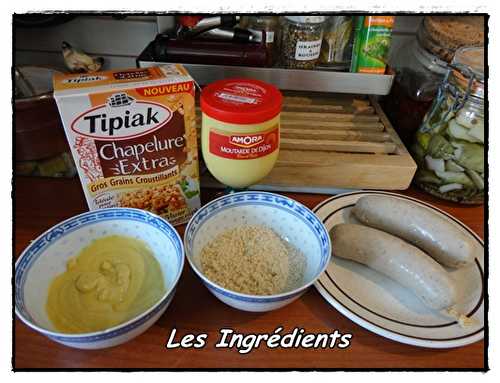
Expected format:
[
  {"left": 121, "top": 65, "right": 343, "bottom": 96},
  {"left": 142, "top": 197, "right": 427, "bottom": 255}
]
[
  {"left": 184, "top": 192, "right": 331, "bottom": 312},
  {"left": 15, "top": 208, "right": 184, "bottom": 349}
]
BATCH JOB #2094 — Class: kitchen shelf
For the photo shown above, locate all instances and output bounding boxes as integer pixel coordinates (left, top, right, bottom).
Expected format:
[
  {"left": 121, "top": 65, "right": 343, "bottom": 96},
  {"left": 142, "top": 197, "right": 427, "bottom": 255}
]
[{"left": 136, "top": 61, "right": 395, "bottom": 95}]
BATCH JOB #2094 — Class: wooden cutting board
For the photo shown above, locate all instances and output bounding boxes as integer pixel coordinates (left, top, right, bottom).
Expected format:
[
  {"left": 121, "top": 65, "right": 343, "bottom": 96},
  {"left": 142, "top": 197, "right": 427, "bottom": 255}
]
[{"left": 198, "top": 93, "right": 417, "bottom": 192}]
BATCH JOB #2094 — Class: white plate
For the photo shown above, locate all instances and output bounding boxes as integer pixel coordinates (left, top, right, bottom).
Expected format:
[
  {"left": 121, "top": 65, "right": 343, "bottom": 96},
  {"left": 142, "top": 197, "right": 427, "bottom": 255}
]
[{"left": 313, "top": 191, "right": 485, "bottom": 348}]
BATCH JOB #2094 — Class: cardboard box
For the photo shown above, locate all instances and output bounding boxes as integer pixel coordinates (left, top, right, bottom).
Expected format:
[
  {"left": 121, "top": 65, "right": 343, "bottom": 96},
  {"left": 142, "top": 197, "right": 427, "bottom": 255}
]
[{"left": 53, "top": 65, "right": 200, "bottom": 225}]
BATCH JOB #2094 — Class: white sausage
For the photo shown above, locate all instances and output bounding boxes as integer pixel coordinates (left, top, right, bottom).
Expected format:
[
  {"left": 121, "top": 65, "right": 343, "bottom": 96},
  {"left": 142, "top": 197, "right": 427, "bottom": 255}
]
[
  {"left": 331, "top": 223, "right": 457, "bottom": 311},
  {"left": 352, "top": 195, "right": 476, "bottom": 268}
]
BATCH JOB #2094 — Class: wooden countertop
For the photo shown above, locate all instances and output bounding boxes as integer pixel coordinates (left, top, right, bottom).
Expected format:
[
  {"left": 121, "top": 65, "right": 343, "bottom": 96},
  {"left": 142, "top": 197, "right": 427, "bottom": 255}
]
[{"left": 14, "top": 177, "right": 485, "bottom": 369}]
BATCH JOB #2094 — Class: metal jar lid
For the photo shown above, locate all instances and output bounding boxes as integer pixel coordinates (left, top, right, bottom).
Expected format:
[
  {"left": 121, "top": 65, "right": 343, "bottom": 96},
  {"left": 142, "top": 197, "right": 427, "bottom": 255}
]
[
  {"left": 449, "top": 46, "right": 484, "bottom": 99},
  {"left": 284, "top": 16, "right": 326, "bottom": 24}
]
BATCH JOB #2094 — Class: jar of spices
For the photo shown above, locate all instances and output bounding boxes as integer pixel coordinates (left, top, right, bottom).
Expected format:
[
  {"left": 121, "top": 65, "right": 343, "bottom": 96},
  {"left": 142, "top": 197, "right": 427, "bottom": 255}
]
[
  {"left": 246, "top": 16, "right": 280, "bottom": 67},
  {"left": 280, "top": 16, "right": 326, "bottom": 69},
  {"left": 412, "top": 47, "right": 484, "bottom": 204}
]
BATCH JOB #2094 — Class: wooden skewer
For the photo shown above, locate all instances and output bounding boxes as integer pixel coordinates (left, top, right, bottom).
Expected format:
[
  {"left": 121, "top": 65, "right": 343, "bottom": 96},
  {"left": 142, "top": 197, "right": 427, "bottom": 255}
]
[
  {"left": 283, "top": 95, "right": 370, "bottom": 106},
  {"left": 281, "top": 128, "right": 392, "bottom": 142},
  {"left": 281, "top": 120, "right": 385, "bottom": 131},
  {"left": 283, "top": 103, "right": 344, "bottom": 111},
  {"left": 196, "top": 104, "right": 375, "bottom": 116},
  {"left": 195, "top": 127, "right": 389, "bottom": 145},
  {"left": 194, "top": 116, "right": 385, "bottom": 132},
  {"left": 280, "top": 111, "right": 380, "bottom": 122},
  {"left": 280, "top": 138, "right": 397, "bottom": 154},
  {"left": 282, "top": 104, "right": 375, "bottom": 115}
]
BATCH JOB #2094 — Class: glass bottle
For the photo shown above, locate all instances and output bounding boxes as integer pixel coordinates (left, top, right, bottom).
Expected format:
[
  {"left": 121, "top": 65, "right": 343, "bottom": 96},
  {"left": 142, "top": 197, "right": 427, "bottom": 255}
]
[
  {"left": 246, "top": 16, "right": 280, "bottom": 67},
  {"left": 319, "top": 16, "right": 354, "bottom": 70}
]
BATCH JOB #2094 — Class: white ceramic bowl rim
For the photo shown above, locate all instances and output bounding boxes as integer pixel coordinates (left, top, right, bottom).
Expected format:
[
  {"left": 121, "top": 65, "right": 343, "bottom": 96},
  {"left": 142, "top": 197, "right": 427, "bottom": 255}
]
[
  {"left": 15, "top": 207, "right": 185, "bottom": 341},
  {"left": 184, "top": 191, "right": 332, "bottom": 302}
]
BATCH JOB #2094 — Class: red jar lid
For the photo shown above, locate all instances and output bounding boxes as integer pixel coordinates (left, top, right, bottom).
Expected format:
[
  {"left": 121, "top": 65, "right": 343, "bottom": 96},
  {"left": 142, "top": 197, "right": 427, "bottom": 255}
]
[{"left": 200, "top": 78, "right": 282, "bottom": 124}]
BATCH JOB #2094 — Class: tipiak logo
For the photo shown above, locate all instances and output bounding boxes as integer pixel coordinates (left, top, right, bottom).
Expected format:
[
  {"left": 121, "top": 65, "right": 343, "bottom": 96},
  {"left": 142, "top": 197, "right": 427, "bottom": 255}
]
[
  {"left": 230, "top": 134, "right": 264, "bottom": 148},
  {"left": 71, "top": 94, "right": 172, "bottom": 140},
  {"left": 63, "top": 75, "right": 107, "bottom": 84}
]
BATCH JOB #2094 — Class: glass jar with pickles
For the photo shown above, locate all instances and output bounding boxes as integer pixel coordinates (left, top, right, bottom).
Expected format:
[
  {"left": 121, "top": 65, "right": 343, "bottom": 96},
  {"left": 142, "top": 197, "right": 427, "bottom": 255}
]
[{"left": 412, "top": 47, "right": 484, "bottom": 204}]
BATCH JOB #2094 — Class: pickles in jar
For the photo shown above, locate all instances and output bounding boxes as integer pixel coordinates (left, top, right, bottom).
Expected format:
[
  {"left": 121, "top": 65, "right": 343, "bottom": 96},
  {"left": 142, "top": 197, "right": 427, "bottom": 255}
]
[
  {"left": 413, "top": 91, "right": 484, "bottom": 203},
  {"left": 413, "top": 47, "right": 484, "bottom": 204}
]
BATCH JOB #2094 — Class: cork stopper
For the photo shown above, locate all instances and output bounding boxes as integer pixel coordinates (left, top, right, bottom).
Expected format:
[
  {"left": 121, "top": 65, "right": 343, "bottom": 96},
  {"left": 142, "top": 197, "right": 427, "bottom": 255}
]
[{"left": 419, "top": 16, "right": 485, "bottom": 62}]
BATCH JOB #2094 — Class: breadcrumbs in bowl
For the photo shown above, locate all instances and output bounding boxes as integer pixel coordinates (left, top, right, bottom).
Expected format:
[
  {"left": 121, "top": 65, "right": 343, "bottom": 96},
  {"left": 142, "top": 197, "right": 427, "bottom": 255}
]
[
  {"left": 184, "top": 191, "right": 332, "bottom": 312},
  {"left": 200, "top": 225, "right": 306, "bottom": 296}
]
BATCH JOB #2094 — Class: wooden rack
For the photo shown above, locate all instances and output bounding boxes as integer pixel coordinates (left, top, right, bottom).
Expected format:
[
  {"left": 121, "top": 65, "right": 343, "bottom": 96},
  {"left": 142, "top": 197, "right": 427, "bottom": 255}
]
[{"left": 197, "top": 93, "right": 417, "bottom": 192}]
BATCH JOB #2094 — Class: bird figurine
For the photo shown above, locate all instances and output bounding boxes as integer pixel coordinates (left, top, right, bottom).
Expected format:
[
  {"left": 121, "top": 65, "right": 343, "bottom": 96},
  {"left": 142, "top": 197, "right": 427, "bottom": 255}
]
[{"left": 61, "top": 41, "right": 104, "bottom": 73}]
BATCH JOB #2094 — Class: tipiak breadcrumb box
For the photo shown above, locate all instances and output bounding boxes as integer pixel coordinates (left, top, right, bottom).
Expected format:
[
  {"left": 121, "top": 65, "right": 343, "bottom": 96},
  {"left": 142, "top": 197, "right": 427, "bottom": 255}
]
[{"left": 53, "top": 65, "right": 200, "bottom": 225}]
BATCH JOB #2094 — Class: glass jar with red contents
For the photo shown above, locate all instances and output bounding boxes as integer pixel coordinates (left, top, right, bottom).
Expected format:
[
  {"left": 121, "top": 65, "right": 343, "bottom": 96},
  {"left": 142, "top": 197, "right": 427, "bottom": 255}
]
[{"left": 384, "top": 26, "right": 448, "bottom": 146}]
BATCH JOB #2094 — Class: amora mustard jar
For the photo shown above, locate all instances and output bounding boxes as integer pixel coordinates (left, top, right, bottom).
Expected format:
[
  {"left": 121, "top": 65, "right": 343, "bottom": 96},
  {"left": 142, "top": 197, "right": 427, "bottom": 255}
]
[{"left": 200, "top": 78, "right": 282, "bottom": 189}]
